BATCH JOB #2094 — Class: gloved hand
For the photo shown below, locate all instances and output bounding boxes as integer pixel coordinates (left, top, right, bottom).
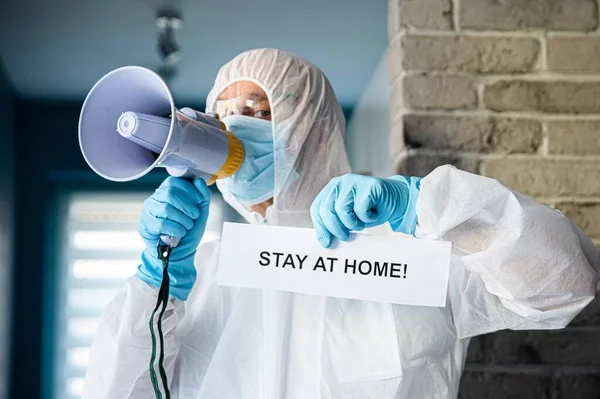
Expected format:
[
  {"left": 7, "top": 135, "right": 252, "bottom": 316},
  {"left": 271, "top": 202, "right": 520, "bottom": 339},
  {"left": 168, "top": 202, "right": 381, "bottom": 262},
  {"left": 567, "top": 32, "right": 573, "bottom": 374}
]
[
  {"left": 136, "top": 176, "right": 211, "bottom": 301},
  {"left": 310, "top": 173, "right": 421, "bottom": 248}
]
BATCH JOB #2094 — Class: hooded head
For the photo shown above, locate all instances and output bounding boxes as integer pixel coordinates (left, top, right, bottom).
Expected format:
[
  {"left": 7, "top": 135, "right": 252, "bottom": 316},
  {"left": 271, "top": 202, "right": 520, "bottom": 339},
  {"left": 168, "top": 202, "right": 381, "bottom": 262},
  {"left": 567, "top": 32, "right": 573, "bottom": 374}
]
[{"left": 206, "top": 48, "right": 351, "bottom": 227}]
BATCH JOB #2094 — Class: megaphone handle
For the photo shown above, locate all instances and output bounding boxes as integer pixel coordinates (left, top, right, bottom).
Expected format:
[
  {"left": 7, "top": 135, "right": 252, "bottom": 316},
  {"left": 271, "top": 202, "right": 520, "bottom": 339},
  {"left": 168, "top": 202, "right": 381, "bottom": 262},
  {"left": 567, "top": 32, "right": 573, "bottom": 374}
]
[{"left": 160, "top": 235, "right": 181, "bottom": 248}]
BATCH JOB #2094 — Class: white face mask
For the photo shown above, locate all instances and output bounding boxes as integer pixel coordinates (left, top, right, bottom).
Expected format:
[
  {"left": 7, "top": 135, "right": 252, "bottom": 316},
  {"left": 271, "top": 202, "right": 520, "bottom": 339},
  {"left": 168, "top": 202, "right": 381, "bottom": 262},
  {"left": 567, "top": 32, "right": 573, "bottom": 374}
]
[{"left": 220, "top": 115, "right": 274, "bottom": 205}]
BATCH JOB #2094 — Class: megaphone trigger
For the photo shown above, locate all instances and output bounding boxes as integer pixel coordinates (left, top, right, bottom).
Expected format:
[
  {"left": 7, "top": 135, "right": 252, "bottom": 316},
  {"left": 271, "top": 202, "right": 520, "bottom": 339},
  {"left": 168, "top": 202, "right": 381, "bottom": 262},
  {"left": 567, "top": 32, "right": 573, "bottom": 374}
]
[{"left": 160, "top": 235, "right": 181, "bottom": 248}]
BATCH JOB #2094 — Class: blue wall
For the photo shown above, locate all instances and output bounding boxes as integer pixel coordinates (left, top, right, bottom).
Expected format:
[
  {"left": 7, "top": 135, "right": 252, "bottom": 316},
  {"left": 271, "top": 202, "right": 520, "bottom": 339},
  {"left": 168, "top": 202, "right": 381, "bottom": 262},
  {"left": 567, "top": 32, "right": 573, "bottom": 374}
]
[{"left": 0, "top": 59, "right": 14, "bottom": 399}]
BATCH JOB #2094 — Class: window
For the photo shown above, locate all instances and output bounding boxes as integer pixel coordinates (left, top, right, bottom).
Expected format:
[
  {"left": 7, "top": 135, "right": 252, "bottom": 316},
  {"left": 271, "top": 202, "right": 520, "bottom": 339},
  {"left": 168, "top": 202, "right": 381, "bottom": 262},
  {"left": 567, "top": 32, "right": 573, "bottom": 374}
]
[{"left": 54, "top": 190, "right": 239, "bottom": 399}]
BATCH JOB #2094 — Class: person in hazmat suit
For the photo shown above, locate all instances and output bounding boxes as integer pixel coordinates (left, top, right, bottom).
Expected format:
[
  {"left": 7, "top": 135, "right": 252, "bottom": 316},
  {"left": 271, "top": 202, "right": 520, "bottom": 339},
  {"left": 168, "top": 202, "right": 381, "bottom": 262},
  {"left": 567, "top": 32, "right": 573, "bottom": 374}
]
[{"left": 83, "top": 48, "right": 600, "bottom": 399}]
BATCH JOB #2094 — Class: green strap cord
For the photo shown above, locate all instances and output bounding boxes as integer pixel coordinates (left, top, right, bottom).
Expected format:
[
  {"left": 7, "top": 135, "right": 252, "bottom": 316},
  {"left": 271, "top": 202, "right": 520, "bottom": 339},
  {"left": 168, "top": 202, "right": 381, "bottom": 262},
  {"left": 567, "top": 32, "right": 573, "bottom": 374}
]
[{"left": 149, "top": 242, "right": 173, "bottom": 399}]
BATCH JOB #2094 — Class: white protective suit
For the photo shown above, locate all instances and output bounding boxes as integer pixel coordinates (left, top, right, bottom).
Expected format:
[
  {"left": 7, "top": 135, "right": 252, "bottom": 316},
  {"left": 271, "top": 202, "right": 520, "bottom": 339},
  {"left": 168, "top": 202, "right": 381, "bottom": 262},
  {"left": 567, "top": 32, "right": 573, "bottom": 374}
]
[{"left": 84, "top": 49, "right": 600, "bottom": 399}]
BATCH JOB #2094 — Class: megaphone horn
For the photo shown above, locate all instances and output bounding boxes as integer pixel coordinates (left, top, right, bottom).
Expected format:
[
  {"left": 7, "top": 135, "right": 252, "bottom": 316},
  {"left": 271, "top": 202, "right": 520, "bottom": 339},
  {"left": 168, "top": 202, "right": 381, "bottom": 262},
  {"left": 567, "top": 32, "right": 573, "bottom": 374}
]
[
  {"left": 79, "top": 66, "right": 245, "bottom": 246},
  {"left": 79, "top": 66, "right": 244, "bottom": 183}
]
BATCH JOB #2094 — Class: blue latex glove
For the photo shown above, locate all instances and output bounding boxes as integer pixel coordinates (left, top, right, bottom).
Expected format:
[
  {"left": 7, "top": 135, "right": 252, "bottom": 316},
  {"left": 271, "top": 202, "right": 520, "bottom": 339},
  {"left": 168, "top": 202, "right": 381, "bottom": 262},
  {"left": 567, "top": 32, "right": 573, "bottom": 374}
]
[
  {"left": 310, "top": 173, "right": 421, "bottom": 248},
  {"left": 136, "top": 176, "right": 211, "bottom": 301}
]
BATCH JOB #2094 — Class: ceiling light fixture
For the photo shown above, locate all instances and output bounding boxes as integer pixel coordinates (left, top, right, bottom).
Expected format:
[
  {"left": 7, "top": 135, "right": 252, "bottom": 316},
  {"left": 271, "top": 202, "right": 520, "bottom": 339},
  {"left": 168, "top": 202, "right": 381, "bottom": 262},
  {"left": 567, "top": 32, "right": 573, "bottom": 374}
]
[{"left": 155, "top": 7, "right": 183, "bottom": 67}]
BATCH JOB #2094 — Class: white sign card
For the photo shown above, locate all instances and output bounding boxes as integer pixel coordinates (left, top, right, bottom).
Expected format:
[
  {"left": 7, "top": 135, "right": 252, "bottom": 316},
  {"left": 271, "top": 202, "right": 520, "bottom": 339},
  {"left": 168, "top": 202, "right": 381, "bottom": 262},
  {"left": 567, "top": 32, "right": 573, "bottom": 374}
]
[{"left": 217, "top": 222, "right": 452, "bottom": 307}]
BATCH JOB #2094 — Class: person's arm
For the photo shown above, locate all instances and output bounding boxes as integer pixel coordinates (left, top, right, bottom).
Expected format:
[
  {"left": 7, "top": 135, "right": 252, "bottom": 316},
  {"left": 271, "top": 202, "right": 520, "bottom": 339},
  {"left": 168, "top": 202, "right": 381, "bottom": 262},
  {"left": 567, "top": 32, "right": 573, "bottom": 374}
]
[
  {"left": 311, "top": 167, "right": 598, "bottom": 338},
  {"left": 83, "top": 177, "right": 212, "bottom": 398},
  {"left": 416, "top": 165, "right": 599, "bottom": 338},
  {"left": 83, "top": 278, "right": 185, "bottom": 398},
  {"left": 83, "top": 239, "right": 230, "bottom": 399}
]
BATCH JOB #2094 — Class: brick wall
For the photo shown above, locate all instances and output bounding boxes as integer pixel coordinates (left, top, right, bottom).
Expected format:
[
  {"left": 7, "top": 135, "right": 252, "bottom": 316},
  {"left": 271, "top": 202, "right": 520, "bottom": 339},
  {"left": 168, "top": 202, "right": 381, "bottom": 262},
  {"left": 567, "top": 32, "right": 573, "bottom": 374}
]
[{"left": 388, "top": 0, "right": 600, "bottom": 397}]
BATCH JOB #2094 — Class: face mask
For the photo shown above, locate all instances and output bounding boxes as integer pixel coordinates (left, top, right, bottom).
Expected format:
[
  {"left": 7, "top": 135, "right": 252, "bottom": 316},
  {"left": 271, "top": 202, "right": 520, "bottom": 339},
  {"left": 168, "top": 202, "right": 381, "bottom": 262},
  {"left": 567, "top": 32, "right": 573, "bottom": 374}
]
[{"left": 220, "top": 115, "right": 274, "bottom": 205}]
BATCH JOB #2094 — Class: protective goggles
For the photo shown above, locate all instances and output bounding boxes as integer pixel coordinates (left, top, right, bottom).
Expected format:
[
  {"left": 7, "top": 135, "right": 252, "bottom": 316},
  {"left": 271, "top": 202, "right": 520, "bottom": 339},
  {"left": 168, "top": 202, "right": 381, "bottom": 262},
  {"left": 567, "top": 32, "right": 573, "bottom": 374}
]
[{"left": 215, "top": 90, "right": 272, "bottom": 120}]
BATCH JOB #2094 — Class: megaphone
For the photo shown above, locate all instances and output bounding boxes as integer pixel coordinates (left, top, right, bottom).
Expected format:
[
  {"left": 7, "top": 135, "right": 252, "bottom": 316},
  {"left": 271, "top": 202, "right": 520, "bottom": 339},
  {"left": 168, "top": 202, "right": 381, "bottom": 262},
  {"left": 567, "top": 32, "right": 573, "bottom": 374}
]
[{"left": 79, "top": 66, "right": 245, "bottom": 246}]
